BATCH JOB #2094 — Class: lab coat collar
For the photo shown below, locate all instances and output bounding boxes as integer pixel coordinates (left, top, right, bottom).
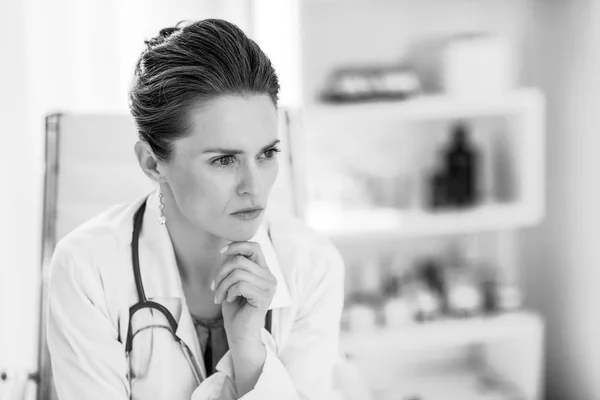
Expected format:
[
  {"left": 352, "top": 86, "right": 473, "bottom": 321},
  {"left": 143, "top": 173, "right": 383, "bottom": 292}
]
[{"left": 138, "top": 189, "right": 292, "bottom": 309}]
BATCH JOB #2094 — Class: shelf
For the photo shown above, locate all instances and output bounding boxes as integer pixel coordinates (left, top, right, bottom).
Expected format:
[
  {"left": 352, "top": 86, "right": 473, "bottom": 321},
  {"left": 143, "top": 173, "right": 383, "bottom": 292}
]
[
  {"left": 367, "top": 369, "right": 516, "bottom": 400},
  {"left": 304, "top": 88, "right": 544, "bottom": 123},
  {"left": 340, "top": 311, "right": 543, "bottom": 355},
  {"left": 306, "top": 202, "right": 542, "bottom": 245}
]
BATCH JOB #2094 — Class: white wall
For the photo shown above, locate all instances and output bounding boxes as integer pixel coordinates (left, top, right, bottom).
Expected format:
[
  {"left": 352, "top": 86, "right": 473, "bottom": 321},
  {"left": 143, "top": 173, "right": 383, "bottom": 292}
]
[
  {"left": 521, "top": 1, "right": 600, "bottom": 398},
  {"left": 0, "top": 0, "right": 40, "bottom": 373},
  {"left": 0, "top": 0, "right": 251, "bottom": 378}
]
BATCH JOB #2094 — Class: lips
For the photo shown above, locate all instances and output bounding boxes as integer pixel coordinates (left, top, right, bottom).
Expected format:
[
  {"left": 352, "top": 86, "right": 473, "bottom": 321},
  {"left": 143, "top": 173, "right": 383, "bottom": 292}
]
[{"left": 231, "top": 206, "right": 263, "bottom": 215}]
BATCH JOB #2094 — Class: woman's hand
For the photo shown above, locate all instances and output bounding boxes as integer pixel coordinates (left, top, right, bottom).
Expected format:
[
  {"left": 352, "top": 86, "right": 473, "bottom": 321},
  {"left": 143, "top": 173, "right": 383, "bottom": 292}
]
[{"left": 211, "top": 241, "right": 277, "bottom": 344}]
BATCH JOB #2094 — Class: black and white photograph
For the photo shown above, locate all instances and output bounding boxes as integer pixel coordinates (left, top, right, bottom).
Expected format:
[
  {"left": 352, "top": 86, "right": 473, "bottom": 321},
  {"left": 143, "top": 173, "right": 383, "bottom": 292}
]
[{"left": 1, "top": 1, "right": 598, "bottom": 399}]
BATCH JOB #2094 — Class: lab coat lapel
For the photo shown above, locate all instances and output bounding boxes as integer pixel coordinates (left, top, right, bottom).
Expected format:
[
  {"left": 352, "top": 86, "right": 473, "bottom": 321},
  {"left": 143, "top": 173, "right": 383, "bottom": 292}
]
[
  {"left": 176, "top": 299, "right": 209, "bottom": 380},
  {"left": 252, "top": 225, "right": 292, "bottom": 310}
]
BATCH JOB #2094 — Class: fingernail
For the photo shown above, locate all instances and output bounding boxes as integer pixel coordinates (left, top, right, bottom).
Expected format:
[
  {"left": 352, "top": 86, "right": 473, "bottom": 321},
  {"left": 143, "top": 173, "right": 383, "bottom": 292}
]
[
  {"left": 214, "top": 294, "right": 218, "bottom": 304},
  {"left": 219, "top": 245, "right": 228, "bottom": 254},
  {"left": 210, "top": 280, "right": 215, "bottom": 291}
]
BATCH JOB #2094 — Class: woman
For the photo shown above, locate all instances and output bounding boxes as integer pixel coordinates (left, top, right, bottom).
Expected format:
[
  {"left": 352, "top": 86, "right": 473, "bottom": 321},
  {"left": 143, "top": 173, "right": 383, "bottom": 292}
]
[{"left": 46, "top": 19, "right": 345, "bottom": 400}]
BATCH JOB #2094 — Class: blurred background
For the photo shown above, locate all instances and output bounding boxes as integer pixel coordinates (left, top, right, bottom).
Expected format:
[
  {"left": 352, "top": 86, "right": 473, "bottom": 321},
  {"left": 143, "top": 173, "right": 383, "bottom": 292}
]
[{"left": 1, "top": 0, "right": 599, "bottom": 399}]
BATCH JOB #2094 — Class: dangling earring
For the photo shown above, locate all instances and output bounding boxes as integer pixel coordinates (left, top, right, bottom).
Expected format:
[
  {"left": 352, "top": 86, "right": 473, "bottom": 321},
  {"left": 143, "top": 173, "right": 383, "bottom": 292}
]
[{"left": 158, "top": 190, "right": 166, "bottom": 225}]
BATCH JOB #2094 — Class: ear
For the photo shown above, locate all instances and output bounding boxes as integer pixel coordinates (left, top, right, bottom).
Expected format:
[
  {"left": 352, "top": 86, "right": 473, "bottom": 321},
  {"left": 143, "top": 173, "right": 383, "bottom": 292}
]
[{"left": 134, "top": 141, "right": 167, "bottom": 183}]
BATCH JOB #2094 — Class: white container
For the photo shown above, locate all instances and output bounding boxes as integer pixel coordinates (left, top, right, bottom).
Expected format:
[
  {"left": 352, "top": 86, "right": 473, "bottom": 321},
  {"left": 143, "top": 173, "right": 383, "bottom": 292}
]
[
  {"left": 383, "top": 297, "right": 415, "bottom": 328},
  {"left": 360, "top": 257, "right": 382, "bottom": 294},
  {"left": 443, "top": 34, "right": 515, "bottom": 97}
]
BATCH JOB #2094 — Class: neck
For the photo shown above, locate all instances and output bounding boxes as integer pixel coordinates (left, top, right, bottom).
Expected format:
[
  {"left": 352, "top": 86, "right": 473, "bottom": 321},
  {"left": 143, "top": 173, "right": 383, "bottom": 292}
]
[{"left": 160, "top": 187, "right": 228, "bottom": 287}]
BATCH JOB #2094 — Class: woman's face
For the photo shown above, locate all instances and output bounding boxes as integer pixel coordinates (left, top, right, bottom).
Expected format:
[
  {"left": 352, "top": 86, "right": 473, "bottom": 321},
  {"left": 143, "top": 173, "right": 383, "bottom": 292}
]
[{"left": 159, "top": 94, "right": 280, "bottom": 241}]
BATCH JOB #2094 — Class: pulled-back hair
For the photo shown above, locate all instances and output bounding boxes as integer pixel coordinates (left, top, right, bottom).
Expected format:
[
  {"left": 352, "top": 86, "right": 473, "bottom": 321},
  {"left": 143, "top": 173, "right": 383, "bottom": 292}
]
[{"left": 129, "top": 19, "right": 280, "bottom": 162}]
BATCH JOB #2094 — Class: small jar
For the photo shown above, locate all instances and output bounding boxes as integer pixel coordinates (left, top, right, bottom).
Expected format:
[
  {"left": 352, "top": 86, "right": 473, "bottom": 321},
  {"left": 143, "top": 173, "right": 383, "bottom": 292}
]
[{"left": 383, "top": 296, "right": 414, "bottom": 328}]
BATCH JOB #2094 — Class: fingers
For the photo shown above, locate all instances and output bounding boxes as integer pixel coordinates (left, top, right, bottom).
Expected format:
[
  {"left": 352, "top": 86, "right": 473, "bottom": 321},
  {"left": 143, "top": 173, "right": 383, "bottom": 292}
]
[
  {"left": 212, "top": 241, "right": 277, "bottom": 308},
  {"left": 211, "top": 255, "right": 273, "bottom": 293},
  {"left": 223, "top": 281, "right": 273, "bottom": 309},
  {"left": 213, "top": 267, "right": 272, "bottom": 304},
  {"left": 220, "top": 241, "right": 267, "bottom": 269}
]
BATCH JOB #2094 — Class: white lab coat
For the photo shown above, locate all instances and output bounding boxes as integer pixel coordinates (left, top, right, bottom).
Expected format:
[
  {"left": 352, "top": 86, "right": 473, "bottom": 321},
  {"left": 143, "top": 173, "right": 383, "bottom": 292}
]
[{"left": 46, "top": 190, "right": 346, "bottom": 400}]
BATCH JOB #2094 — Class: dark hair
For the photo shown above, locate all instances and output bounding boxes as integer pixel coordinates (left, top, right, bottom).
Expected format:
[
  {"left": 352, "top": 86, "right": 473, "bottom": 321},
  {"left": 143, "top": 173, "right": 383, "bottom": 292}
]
[{"left": 129, "top": 19, "right": 280, "bottom": 162}]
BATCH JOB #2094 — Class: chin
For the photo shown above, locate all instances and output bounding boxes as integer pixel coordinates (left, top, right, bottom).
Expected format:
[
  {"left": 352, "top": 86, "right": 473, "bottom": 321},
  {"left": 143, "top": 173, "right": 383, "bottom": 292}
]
[{"left": 220, "top": 217, "right": 263, "bottom": 242}]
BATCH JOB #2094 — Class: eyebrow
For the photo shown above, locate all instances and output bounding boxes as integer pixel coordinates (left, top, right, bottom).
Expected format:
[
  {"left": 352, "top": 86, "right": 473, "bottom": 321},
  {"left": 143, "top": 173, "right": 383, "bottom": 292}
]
[{"left": 202, "top": 139, "right": 281, "bottom": 155}]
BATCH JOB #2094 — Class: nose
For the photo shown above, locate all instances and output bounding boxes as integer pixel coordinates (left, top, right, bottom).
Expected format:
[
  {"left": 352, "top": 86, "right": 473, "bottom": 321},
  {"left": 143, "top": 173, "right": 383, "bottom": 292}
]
[{"left": 236, "top": 162, "right": 261, "bottom": 197}]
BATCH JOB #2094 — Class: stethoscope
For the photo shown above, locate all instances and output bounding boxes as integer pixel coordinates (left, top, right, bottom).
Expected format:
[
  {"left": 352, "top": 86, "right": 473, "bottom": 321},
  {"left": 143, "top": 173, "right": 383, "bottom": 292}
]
[{"left": 125, "top": 198, "right": 272, "bottom": 385}]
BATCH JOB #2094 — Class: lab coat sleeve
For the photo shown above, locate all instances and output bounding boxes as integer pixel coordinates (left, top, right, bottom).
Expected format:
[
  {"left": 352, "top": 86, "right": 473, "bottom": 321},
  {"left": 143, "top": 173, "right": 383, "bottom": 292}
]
[
  {"left": 239, "top": 241, "right": 346, "bottom": 400},
  {"left": 46, "top": 243, "right": 131, "bottom": 400}
]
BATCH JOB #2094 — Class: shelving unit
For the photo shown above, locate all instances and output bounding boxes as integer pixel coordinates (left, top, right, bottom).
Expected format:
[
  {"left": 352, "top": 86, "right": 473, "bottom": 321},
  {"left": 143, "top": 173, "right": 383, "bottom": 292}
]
[
  {"left": 251, "top": 1, "right": 545, "bottom": 399},
  {"left": 297, "top": 89, "right": 546, "bottom": 399}
]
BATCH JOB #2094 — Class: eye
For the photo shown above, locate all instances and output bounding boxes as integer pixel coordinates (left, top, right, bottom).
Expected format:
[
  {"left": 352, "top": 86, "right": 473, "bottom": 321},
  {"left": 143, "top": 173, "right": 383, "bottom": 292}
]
[
  {"left": 212, "top": 155, "right": 236, "bottom": 168},
  {"left": 262, "top": 147, "right": 282, "bottom": 160}
]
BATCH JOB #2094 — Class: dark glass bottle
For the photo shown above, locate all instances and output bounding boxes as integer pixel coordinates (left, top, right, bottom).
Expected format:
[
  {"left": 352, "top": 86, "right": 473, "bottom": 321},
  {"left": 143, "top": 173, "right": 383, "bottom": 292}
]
[{"left": 445, "top": 124, "right": 479, "bottom": 207}]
